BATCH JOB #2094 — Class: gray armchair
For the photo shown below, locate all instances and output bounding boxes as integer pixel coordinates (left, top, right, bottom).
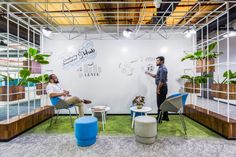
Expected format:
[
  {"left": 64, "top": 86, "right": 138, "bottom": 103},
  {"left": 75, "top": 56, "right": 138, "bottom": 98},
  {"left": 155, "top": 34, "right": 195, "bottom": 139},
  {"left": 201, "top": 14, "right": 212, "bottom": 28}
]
[{"left": 157, "top": 94, "right": 187, "bottom": 135}]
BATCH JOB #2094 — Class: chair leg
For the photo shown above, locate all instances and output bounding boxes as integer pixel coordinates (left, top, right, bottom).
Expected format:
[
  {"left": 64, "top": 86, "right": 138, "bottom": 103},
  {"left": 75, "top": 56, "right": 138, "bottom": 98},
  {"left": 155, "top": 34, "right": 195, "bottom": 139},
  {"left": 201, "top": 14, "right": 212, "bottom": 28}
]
[
  {"left": 49, "top": 108, "right": 55, "bottom": 127},
  {"left": 68, "top": 109, "right": 73, "bottom": 128},
  {"left": 49, "top": 115, "right": 53, "bottom": 127},
  {"left": 179, "top": 113, "right": 187, "bottom": 135},
  {"left": 74, "top": 106, "right": 79, "bottom": 118},
  {"left": 157, "top": 111, "right": 163, "bottom": 124},
  {"left": 54, "top": 110, "right": 60, "bottom": 124},
  {"left": 102, "top": 112, "right": 105, "bottom": 131}
]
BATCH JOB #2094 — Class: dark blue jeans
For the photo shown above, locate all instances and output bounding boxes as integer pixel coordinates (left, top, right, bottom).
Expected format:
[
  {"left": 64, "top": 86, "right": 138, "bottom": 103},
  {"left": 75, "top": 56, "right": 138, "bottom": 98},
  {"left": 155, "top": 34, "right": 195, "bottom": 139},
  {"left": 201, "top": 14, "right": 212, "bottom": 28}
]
[{"left": 156, "top": 85, "right": 168, "bottom": 120}]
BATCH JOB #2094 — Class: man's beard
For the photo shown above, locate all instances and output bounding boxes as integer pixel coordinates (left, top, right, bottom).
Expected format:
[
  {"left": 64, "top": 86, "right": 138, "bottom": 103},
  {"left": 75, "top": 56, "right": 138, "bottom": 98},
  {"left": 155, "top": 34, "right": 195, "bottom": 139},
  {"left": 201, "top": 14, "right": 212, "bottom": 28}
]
[{"left": 54, "top": 80, "right": 59, "bottom": 84}]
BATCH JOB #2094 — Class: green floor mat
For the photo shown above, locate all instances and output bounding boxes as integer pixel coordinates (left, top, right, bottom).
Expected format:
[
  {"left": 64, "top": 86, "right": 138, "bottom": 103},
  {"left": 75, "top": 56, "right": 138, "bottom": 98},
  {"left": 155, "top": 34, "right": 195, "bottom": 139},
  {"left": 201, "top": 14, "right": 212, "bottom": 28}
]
[{"left": 27, "top": 115, "right": 221, "bottom": 138}]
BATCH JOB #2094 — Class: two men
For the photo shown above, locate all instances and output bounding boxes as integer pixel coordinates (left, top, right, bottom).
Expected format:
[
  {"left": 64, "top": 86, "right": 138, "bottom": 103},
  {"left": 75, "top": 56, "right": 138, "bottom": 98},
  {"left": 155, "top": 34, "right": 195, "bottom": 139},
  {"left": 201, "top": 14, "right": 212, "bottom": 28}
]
[
  {"left": 46, "top": 74, "right": 91, "bottom": 117},
  {"left": 146, "top": 56, "right": 169, "bottom": 122}
]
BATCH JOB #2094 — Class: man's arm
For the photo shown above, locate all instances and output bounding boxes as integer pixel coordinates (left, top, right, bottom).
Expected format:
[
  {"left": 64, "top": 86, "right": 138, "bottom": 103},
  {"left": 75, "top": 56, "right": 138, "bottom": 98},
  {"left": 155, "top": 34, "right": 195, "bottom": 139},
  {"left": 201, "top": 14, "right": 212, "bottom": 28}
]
[
  {"left": 49, "top": 92, "right": 67, "bottom": 98},
  {"left": 157, "top": 82, "right": 164, "bottom": 94},
  {"left": 63, "top": 90, "right": 72, "bottom": 97},
  {"left": 46, "top": 85, "right": 67, "bottom": 98},
  {"left": 145, "top": 71, "right": 156, "bottom": 78}
]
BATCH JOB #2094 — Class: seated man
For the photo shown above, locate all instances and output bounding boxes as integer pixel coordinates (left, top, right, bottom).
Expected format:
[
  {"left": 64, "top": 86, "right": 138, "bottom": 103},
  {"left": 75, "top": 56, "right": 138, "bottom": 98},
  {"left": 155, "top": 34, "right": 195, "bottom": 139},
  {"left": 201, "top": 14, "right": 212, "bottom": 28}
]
[{"left": 46, "top": 74, "right": 91, "bottom": 117}]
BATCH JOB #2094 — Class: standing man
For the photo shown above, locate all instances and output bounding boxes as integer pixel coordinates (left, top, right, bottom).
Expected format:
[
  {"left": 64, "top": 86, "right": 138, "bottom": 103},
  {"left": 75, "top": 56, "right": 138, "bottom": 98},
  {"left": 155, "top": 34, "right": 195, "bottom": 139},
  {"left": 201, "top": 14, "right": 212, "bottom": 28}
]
[
  {"left": 145, "top": 56, "right": 169, "bottom": 122},
  {"left": 46, "top": 74, "right": 91, "bottom": 117}
]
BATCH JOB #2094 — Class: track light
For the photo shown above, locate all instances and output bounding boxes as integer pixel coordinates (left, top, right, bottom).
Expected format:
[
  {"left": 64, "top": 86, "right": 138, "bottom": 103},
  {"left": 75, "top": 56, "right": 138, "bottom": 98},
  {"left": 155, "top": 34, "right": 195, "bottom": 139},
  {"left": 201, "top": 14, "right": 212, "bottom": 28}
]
[
  {"left": 223, "top": 31, "right": 236, "bottom": 38},
  {"left": 153, "top": 0, "right": 162, "bottom": 8},
  {"left": 42, "top": 27, "right": 52, "bottom": 37},
  {"left": 123, "top": 28, "right": 133, "bottom": 38},
  {"left": 184, "top": 28, "right": 196, "bottom": 38}
]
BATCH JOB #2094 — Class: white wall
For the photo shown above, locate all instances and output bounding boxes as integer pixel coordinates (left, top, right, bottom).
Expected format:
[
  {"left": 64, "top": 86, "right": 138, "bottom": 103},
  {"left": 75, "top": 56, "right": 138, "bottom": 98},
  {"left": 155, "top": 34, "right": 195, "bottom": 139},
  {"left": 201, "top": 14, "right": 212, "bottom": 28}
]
[{"left": 43, "top": 34, "right": 192, "bottom": 114}]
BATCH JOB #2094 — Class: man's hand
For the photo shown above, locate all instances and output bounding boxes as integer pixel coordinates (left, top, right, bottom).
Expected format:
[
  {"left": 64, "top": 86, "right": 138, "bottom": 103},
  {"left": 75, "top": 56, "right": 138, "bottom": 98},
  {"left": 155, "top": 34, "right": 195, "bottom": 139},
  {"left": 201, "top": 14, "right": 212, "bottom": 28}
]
[
  {"left": 63, "top": 90, "right": 71, "bottom": 96},
  {"left": 156, "top": 87, "right": 160, "bottom": 95},
  {"left": 145, "top": 71, "right": 156, "bottom": 78},
  {"left": 62, "top": 92, "right": 67, "bottom": 97}
]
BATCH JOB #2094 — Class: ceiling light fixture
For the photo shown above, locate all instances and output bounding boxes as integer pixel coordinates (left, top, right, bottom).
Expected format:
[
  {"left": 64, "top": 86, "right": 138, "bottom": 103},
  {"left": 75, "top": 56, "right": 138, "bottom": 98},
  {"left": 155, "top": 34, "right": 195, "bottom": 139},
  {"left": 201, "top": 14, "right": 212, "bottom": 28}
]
[
  {"left": 123, "top": 28, "right": 133, "bottom": 38},
  {"left": 42, "top": 27, "right": 52, "bottom": 37},
  {"left": 184, "top": 27, "right": 196, "bottom": 38},
  {"left": 223, "top": 31, "right": 236, "bottom": 38},
  {"left": 153, "top": 0, "right": 162, "bottom": 8}
]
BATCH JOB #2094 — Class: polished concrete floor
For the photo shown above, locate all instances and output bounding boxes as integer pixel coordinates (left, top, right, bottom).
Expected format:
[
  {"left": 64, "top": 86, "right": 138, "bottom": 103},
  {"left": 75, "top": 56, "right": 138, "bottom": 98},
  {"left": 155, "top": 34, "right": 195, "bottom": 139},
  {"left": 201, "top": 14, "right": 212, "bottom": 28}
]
[{"left": 1, "top": 134, "right": 236, "bottom": 157}]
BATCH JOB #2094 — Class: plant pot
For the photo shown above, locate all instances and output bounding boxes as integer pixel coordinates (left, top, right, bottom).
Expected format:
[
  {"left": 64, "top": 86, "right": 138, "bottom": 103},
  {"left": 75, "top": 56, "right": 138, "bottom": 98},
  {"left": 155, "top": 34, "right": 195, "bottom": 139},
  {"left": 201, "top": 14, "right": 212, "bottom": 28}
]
[
  {"left": 0, "top": 86, "right": 25, "bottom": 101},
  {"left": 137, "top": 105, "right": 143, "bottom": 109},
  {"left": 23, "top": 60, "right": 41, "bottom": 74},
  {"left": 196, "top": 59, "right": 215, "bottom": 73},
  {"left": 211, "top": 83, "right": 236, "bottom": 100},
  {"left": 184, "top": 82, "right": 200, "bottom": 93},
  {"left": 36, "top": 83, "right": 48, "bottom": 95}
]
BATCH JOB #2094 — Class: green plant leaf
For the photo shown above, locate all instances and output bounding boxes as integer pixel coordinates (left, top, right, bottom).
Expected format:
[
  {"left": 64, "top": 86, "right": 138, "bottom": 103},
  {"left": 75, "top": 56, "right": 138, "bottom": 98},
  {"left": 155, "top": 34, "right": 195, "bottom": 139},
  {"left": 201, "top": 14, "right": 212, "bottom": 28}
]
[
  {"left": 180, "top": 75, "right": 192, "bottom": 80},
  {"left": 29, "top": 48, "right": 38, "bottom": 56},
  {"left": 0, "top": 74, "right": 14, "bottom": 82},
  {"left": 34, "top": 54, "right": 44, "bottom": 61},
  {"left": 19, "top": 69, "right": 31, "bottom": 79},
  {"left": 194, "top": 50, "right": 203, "bottom": 59},
  {"left": 37, "top": 60, "right": 49, "bottom": 64},
  {"left": 207, "top": 42, "right": 217, "bottom": 53},
  {"left": 223, "top": 70, "right": 233, "bottom": 78},
  {"left": 41, "top": 54, "right": 50, "bottom": 57},
  {"left": 27, "top": 78, "right": 40, "bottom": 83},
  {"left": 181, "top": 54, "right": 195, "bottom": 62},
  {"left": 23, "top": 52, "right": 30, "bottom": 59},
  {"left": 181, "top": 74, "right": 212, "bottom": 85}
]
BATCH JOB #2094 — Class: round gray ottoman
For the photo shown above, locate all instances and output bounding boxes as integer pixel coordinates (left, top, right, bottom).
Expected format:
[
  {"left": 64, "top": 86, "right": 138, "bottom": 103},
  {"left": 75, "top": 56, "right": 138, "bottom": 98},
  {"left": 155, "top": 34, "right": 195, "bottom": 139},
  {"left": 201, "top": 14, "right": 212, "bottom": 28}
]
[{"left": 134, "top": 116, "right": 157, "bottom": 144}]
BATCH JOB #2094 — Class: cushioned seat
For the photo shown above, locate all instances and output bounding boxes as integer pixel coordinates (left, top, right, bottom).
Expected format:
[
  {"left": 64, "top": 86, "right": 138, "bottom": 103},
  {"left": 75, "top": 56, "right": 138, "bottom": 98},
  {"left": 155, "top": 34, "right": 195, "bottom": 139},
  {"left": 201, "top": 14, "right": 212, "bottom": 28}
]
[
  {"left": 74, "top": 116, "right": 98, "bottom": 147},
  {"left": 134, "top": 116, "right": 157, "bottom": 144}
]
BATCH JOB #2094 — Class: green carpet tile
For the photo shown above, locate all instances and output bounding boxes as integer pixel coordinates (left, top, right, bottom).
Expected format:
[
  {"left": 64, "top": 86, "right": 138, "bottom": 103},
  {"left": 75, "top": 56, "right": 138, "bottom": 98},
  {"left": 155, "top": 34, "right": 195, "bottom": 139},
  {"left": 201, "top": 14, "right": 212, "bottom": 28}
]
[{"left": 27, "top": 115, "right": 221, "bottom": 138}]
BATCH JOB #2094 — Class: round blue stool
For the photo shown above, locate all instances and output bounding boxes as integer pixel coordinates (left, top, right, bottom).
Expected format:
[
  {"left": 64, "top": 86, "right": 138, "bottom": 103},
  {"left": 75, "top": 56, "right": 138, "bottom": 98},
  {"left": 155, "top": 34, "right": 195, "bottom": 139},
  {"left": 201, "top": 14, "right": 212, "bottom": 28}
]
[{"left": 74, "top": 116, "right": 98, "bottom": 147}]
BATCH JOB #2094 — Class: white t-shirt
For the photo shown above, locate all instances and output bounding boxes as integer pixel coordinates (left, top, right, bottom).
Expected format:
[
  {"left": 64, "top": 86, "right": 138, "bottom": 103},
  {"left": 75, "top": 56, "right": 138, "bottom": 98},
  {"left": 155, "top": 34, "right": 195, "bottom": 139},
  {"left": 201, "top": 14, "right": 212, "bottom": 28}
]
[{"left": 46, "top": 83, "right": 65, "bottom": 99}]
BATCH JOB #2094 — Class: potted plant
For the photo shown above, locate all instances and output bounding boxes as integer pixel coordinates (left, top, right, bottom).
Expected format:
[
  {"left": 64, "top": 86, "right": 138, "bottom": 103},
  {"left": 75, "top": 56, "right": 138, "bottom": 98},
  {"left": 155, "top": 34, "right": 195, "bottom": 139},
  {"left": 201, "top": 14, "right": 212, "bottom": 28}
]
[
  {"left": 0, "top": 72, "right": 27, "bottom": 101},
  {"left": 211, "top": 70, "right": 236, "bottom": 99},
  {"left": 181, "top": 74, "right": 213, "bottom": 93},
  {"left": 181, "top": 42, "right": 223, "bottom": 73},
  {"left": 23, "top": 47, "right": 50, "bottom": 74},
  {"left": 132, "top": 96, "right": 145, "bottom": 109},
  {"left": 27, "top": 74, "right": 49, "bottom": 95}
]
